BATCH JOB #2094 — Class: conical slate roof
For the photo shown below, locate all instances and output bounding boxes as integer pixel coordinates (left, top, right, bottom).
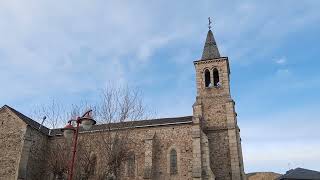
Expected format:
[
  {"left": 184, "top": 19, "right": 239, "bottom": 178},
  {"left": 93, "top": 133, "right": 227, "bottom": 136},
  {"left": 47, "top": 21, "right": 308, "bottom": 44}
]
[{"left": 201, "top": 30, "right": 220, "bottom": 60}]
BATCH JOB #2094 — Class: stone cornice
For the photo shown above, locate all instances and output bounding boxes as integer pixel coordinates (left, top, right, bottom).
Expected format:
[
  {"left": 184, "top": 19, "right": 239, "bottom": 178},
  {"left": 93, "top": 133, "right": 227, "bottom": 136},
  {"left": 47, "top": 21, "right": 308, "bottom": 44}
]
[
  {"left": 196, "top": 94, "right": 231, "bottom": 99},
  {"left": 203, "top": 125, "right": 239, "bottom": 133},
  {"left": 193, "top": 57, "right": 228, "bottom": 65}
]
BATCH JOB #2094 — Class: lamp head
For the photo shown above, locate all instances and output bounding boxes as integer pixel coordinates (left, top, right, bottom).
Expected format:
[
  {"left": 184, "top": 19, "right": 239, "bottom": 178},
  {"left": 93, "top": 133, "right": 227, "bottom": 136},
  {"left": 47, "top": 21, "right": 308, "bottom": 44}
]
[
  {"left": 79, "top": 110, "right": 96, "bottom": 130},
  {"left": 61, "top": 123, "right": 75, "bottom": 139}
]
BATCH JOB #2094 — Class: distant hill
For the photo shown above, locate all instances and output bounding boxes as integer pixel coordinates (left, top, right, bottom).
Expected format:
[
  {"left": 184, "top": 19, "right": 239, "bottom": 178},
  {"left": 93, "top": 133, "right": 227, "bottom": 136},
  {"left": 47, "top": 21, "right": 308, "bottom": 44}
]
[{"left": 247, "top": 172, "right": 282, "bottom": 180}]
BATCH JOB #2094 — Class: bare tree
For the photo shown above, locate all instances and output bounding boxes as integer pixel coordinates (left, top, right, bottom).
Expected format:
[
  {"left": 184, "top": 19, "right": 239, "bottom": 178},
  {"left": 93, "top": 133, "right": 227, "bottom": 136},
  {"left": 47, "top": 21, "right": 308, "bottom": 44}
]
[
  {"left": 46, "top": 139, "right": 71, "bottom": 179},
  {"left": 35, "top": 86, "right": 151, "bottom": 180},
  {"left": 32, "top": 99, "right": 96, "bottom": 129},
  {"left": 32, "top": 99, "right": 66, "bottom": 129},
  {"left": 92, "top": 86, "right": 150, "bottom": 179},
  {"left": 73, "top": 138, "right": 97, "bottom": 180}
]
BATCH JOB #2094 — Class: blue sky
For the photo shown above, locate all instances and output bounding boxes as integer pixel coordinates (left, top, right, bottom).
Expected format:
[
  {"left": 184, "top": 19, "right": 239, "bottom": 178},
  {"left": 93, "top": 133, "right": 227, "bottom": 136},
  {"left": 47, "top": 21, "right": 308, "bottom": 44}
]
[{"left": 0, "top": 0, "right": 319, "bottom": 174}]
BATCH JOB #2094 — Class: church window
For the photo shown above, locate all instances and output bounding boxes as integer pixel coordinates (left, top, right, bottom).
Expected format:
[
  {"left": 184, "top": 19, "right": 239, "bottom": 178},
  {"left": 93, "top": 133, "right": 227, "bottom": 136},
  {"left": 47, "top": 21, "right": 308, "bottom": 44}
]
[
  {"left": 127, "top": 152, "right": 135, "bottom": 177},
  {"left": 88, "top": 153, "right": 97, "bottom": 176},
  {"left": 213, "top": 68, "right": 220, "bottom": 87},
  {"left": 170, "top": 149, "right": 177, "bottom": 175},
  {"left": 204, "top": 69, "right": 211, "bottom": 87}
]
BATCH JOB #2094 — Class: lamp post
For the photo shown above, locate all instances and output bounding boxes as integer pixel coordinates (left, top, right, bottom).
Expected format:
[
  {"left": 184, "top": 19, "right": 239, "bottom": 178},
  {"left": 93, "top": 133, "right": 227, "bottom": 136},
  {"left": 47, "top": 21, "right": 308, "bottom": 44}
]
[{"left": 61, "top": 109, "right": 96, "bottom": 180}]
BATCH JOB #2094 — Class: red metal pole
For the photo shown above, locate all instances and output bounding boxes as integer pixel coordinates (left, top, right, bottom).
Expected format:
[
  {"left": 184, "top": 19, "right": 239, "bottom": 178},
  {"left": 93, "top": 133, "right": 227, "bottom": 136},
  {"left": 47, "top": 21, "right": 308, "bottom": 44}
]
[{"left": 68, "top": 120, "right": 80, "bottom": 180}]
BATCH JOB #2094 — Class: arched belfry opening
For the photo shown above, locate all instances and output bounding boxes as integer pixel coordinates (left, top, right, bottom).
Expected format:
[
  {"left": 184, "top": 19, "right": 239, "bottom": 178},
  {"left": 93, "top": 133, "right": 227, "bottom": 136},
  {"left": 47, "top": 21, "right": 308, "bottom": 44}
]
[
  {"left": 204, "top": 69, "right": 211, "bottom": 87},
  {"left": 213, "top": 68, "right": 220, "bottom": 86}
]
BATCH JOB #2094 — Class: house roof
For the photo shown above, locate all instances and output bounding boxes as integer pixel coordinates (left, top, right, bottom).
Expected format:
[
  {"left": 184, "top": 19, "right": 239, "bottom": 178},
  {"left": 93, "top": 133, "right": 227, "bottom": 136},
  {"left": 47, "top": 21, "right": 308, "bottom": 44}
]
[
  {"left": 1, "top": 105, "right": 193, "bottom": 136},
  {"left": 3, "top": 105, "right": 50, "bottom": 135},
  {"left": 277, "top": 168, "right": 320, "bottom": 180},
  {"left": 52, "top": 116, "right": 193, "bottom": 136}
]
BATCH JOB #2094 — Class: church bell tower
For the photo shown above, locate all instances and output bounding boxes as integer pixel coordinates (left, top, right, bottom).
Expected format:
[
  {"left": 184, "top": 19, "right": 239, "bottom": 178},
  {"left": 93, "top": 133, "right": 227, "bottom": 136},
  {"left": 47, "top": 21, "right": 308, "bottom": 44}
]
[{"left": 193, "top": 24, "right": 246, "bottom": 180}]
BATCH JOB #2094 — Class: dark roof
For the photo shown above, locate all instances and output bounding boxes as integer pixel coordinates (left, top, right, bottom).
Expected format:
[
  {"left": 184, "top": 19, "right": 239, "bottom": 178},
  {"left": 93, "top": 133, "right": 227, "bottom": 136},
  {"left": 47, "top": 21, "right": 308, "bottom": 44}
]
[
  {"left": 201, "top": 30, "right": 220, "bottom": 60},
  {"left": 3, "top": 105, "right": 50, "bottom": 135},
  {"left": 2, "top": 105, "right": 193, "bottom": 136},
  {"left": 52, "top": 116, "right": 193, "bottom": 136},
  {"left": 277, "top": 168, "right": 320, "bottom": 180}
]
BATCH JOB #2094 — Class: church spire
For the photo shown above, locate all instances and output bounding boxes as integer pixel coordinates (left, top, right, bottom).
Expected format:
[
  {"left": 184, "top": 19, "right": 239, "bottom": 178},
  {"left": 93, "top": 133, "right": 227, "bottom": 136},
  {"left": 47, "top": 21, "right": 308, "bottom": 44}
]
[{"left": 201, "top": 18, "right": 220, "bottom": 60}]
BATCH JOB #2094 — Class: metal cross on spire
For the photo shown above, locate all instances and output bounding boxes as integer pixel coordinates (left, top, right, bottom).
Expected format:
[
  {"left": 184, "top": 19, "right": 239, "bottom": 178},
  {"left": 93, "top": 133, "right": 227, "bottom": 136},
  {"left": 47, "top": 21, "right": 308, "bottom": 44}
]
[{"left": 208, "top": 17, "right": 212, "bottom": 30}]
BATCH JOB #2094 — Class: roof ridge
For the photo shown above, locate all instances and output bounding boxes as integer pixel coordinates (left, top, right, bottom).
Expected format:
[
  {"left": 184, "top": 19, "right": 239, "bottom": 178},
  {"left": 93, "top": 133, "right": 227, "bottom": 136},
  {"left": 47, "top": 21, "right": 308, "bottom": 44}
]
[
  {"left": 3, "top": 105, "right": 50, "bottom": 134},
  {"left": 51, "top": 115, "right": 193, "bottom": 133},
  {"left": 85, "top": 115, "right": 193, "bottom": 126},
  {"left": 4, "top": 104, "right": 35, "bottom": 121}
]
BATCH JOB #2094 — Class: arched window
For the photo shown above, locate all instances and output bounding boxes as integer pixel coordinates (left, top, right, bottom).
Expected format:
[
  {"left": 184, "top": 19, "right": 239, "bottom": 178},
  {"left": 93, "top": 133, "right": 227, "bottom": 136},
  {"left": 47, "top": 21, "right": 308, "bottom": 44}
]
[
  {"left": 170, "top": 149, "right": 177, "bottom": 175},
  {"left": 127, "top": 152, "right": 135, "bottom": 177},
  {"left": 204, "top": 69, "right": 211, "bottom": 87},
  {"left": 213, "top": 68, "right": 220, "bottom": 87},
  {"left": 88, "top": 153, "right": 97, "bottom": 176}
]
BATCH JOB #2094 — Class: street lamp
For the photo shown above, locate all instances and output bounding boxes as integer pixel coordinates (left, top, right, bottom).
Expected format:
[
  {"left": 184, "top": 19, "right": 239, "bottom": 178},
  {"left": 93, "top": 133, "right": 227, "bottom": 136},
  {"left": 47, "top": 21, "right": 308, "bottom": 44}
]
[{"left": 61, "top": 109, "right": 96, "bottom": 180}]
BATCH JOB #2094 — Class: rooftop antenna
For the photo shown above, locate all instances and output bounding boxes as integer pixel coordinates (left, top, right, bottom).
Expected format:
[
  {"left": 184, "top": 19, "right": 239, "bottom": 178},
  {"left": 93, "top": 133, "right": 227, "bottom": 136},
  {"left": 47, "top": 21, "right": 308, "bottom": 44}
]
[
  {"left": 39, "top": 116, "right": 46, "bottom": 130},
  {"left": 208, "top": 17, "right": 212, "bottom": 30}
]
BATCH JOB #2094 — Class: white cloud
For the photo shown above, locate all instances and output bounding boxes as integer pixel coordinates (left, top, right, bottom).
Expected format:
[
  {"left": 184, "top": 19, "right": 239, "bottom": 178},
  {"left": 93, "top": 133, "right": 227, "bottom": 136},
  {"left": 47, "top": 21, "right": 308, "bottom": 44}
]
[
  {"left": 276, "top": 68, "right": 290, "bottom": 76},
  {"left": 1, "top": 0, "right": 319, "bottom": 102},
  {"left": 137, "top": 36, "right": 172, "bottom": 61},
  {"left": 215, "top": 1, "right": 320, "bottom": 63},
  {"left": 0, "top": 0, "right": 187, "bottom": 102},
  {"left": 275, "top": 57, "right": 287, "bottom": 64}
]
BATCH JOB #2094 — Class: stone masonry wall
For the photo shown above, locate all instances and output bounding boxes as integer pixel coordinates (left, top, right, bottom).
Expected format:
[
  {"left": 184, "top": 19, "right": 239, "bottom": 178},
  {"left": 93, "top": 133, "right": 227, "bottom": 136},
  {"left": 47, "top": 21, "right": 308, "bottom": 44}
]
[
  {"left": 0, "top": 108, "right": 27, "bottom": 180},
  {"left": 201, "top": 96, "right": 228, "bottom": 130},
  {"left": 194, "top": 58, "right": 245, "bottom": 180},
  {"left": 120, "top": 124, "right": 193, "bottom": 180},
  {"left": 44, "top": 136, "right": 71, "bottom": 180},
  {"left": 194, "top": 58, "right": 230, "bottom": 98},
  {"left": 46, "top": 123, "right": 194, "bottom": 180},
  {"left": 200, "top": 95, "right": 235, "bottom": 179},
  {"left": 207, "top": 131, "right": 231, "bottom": 180},
  {"left": 24, "top": 127, "right": 48, "bottom": 179},
  {"left": 226, "top": 101, "right": 246, "bottom": 180}
]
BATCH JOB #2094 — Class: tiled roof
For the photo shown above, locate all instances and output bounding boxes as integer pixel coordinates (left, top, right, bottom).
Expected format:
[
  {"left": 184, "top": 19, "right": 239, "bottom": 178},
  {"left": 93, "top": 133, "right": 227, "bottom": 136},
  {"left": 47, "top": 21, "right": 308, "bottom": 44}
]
[{"left": 277, "top": 168, "right": 320, "bottom": 180}]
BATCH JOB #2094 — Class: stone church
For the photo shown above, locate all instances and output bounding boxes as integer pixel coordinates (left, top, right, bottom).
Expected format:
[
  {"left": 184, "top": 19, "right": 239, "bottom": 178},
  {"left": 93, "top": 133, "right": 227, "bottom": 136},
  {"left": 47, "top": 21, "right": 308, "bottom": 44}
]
[{"left": 0, "top": 29, "right": 245, "bottom": 180}]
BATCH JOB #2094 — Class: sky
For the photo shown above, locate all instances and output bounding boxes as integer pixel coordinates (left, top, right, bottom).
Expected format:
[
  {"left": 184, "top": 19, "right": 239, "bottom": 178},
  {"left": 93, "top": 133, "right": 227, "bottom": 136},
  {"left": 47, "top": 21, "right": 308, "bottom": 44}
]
[{"left": 0, "top": 0, "right": 320, "bottom": 174}]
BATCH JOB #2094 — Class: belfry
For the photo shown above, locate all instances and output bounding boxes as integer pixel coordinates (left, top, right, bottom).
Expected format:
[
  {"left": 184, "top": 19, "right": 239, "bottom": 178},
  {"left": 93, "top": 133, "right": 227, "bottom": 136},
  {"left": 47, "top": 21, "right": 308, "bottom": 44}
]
[{"left": 193, "top": 22, "right": 246, "bottom": 179}]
